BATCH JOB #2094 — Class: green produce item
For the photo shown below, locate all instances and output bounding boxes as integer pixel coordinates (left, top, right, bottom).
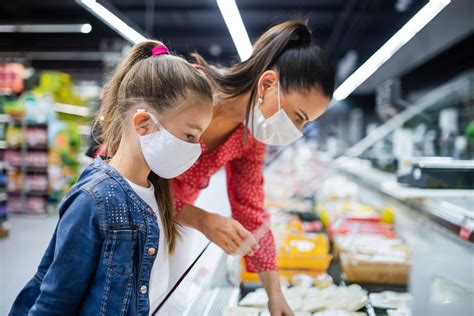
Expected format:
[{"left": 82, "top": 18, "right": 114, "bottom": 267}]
[{"left": 466, "top": 120, "right": 474, "bottom": 140}]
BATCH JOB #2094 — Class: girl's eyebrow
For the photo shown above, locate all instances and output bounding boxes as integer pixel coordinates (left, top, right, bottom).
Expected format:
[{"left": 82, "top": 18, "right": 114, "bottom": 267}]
[
  {"left": 187, "top": 123, "right": 203, "bottom": 132},
  {"left": 297, "top": 108, "right": 309, "bottom": 121}
]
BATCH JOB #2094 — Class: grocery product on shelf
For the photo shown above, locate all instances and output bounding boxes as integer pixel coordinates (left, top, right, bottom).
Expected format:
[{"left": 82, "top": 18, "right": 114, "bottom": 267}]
[
  {"left": 276, "top": 234, "right": 332, "bottom": 272},
  {"left": 241, "top": 213, "right": 333, "bottom": 284},
  {"left": 340, "top": 251, "right": 410, "bottom": 286},
  {"left": 0, "top": 113, "right": 8, "bottom": 237},
  {"left": 369, "top": 291, "right": 413, "bottom": 310},
  {"left": 237, "top": 284, "right": 368, "bottom": 314},
  {"left": 0, "top": 63, "right": 25, "bottom": 94},
  {"left": 34, "top": 72, "right": 86, "bottom": 107},
  {"left": 4, "top": 92, "right": 50, "bottom": 213}
]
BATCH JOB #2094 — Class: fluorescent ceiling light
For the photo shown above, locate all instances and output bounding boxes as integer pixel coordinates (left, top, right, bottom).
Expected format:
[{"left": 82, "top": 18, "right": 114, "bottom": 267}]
[
  {"left": 217, "top": 0, "right": 252, "bottom": 61},
  {"left": 0, "top": 24, "right": 92, "bottom": 33},
  {"left": 333, "top": 0, "right": 451, "bottom": 101},
  {"left": 77, "top": 0, "right": 147, "bottom": 44},
  {"left": 80, "top": 23, "right": 93, "bottom": 33},
  {"left": 54, "top": 103, "right": 90, "bottom": 117}
]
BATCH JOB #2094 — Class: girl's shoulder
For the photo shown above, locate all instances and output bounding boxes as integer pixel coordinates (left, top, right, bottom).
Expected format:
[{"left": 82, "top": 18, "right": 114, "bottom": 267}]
[{"left": 62, "top": 159, "right": 149, "bottom": 229}]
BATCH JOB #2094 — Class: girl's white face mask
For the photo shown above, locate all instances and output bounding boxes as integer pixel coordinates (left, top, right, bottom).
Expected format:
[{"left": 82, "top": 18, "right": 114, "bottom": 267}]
[
  {"left": 249, "top": 81, "right": 303, "bottom": 146},
  {"left": 138, "top": 109, "right": 201, "bottom": 179}
]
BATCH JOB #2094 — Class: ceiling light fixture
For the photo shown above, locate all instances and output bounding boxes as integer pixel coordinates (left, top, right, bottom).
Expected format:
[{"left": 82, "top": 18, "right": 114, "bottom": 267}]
[
  {"left": 333, "top": 0, "right": 451, "bottom": 101},
  {"left": 77, "top": 0, "right": 147, "bottom": 44},
  {"left": 217, "top": 0, "right": 252, "bottom": 61},
  {"left": 0, "top": 23, "right": 92, "bottom": 33}
]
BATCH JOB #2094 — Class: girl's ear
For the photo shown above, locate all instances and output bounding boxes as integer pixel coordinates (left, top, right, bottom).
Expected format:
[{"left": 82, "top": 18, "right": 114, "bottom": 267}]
[{"left": 133, "top": 112, "right": 155, "bottom": 136}]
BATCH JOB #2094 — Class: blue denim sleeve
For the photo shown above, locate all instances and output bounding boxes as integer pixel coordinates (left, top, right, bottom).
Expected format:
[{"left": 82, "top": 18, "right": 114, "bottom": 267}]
[{"left": 29, "top": 189, "right": 102, "bottom": 315}]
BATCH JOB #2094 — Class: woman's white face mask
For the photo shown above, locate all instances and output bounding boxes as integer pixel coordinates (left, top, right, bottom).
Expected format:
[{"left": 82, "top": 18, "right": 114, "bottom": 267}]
[
  {"left": 249, "top": 81, "right": 303, "bottom": 146},
  {"left": 137, "top": 109, "right": 201, "bottom": 179}
]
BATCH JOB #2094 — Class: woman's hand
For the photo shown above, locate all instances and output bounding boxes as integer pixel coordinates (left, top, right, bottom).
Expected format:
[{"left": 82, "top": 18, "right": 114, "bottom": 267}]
[
  {"left": 201, "top": 212, "right": 259, "bottom": 256},
  {"left": 268, "top": 292, "right": 294, "bottom": 316},
  {"left": 176, "top": 204, "right": 259, "bottom": 256},
  {"left": 259, "top": 271, "right": 294, "bottom": 316}
]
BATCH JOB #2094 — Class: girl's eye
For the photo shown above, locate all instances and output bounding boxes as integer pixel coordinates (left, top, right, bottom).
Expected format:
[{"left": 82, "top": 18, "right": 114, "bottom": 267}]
[{"left": 186, "top": 134, "right": 196, "bottom": 142}]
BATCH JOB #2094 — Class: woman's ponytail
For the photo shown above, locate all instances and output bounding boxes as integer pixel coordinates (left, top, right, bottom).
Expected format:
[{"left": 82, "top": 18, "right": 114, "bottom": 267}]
[{"left": 192, "top": 19, "right": 334, "bottom": 136}]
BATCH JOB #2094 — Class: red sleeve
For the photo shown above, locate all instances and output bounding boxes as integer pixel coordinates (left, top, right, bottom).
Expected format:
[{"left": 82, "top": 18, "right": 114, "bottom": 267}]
[
  {"left": 172, "top": 178, "right": 200, "bottom": 214},
  {"left": 225, "top": 141, "right": 277, "bottom": 273}
]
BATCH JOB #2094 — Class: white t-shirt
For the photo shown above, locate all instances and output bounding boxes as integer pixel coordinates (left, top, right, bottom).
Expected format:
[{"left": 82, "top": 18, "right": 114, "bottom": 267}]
[{"left": 125, "top": 179, "right": 169, "bottom": 315}]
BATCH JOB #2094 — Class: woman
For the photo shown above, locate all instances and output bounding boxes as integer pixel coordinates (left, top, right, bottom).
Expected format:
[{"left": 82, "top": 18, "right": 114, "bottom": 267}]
[{"left": 173, "top": 20, "right": 335, "bottom": 315}]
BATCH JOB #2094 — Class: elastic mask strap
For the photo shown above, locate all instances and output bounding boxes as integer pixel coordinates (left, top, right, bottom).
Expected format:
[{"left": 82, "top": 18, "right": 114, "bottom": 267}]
[
  {"left": 277, "top": 81, "right": 281, "bottom": 111},
  {"left": 137, "top": 109, "right": 160, "bottom": 127}
]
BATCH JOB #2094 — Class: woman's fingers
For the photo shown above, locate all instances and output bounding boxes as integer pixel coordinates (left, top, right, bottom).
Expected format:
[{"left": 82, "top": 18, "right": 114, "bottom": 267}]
[
  {"left": 232, "top": 227, "right": 258, "bottom": 257},
  {"left": 223, "top": 242, "right": 235, "bottom": 255},
  {"left": 236, "top": 225, "right": 258, "bottom": 249}
]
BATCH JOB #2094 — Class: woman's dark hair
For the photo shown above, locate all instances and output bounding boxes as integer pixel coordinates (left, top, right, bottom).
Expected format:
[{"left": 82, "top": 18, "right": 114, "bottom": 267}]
[{"left": 192, "top": 19, "right": 335, "bottom": 135}]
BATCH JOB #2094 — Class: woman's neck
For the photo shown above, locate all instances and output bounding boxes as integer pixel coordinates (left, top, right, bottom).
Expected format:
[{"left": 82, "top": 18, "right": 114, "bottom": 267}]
[
  {"left": 109, "top": 145, "right": 151, "bottom": 188},
  {"left": 213, "top": 91, "right": 251, "bottom": 122}
]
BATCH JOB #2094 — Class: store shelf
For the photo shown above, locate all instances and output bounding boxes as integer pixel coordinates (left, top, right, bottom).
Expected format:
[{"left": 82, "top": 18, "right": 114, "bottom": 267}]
[
  {"left": 6, "top": 145, "right": 49, "bottom": 151},
  {"left": 8, "top": 165, "right": 48, "bottom": 172},
  {"left": 337, "top": 159, "right": 474, "bottom": 201},
  {"left": 335, "top": 158, "right": 474, "bottom": 244}
]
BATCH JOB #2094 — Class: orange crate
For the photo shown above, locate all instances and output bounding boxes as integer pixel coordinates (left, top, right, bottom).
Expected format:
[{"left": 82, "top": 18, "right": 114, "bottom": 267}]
[{"left": 276, "top": 234, "right": 330, "bottom": 270}]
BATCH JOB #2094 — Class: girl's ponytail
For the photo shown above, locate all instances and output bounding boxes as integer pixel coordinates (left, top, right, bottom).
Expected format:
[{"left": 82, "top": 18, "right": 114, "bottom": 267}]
[{"left": 98, "top": 40, "right": 161, "bottom": 156}]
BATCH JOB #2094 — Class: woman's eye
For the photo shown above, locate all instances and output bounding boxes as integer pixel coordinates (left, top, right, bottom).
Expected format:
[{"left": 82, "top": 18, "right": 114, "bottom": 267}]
[{"left": 296, "top": 113, "right": 304, "bottom": 122}]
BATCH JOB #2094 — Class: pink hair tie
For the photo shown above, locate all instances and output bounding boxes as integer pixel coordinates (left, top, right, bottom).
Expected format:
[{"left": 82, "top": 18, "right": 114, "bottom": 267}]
[{"left": 151, "top": 44, "right": 169, "bottom": 57}]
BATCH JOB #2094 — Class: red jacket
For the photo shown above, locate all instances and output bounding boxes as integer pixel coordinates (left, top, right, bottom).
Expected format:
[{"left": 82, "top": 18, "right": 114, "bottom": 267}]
[{"left": 172, "top": 124, "right": 276, "bottom": 273}]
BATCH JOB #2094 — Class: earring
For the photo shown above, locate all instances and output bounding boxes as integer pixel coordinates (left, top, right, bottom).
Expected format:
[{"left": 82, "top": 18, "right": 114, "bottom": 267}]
[{"left": 257, "top": 96, "right": 263, "bottom": 104}]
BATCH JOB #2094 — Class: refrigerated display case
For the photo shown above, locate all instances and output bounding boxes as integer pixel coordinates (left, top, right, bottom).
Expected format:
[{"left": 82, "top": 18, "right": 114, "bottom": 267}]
[
  {"left": 255, "top": 71, "right": 474, "bottom": 315},
  {"left": 148, "top": 72, "right": 473, "bottom": 315}
]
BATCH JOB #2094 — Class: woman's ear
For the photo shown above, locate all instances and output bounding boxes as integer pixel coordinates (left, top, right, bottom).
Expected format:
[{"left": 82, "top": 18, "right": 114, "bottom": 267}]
[
  {"left": 257, "top": 70, "right": 278, "bottom": 96},
  {"left": 132, "top": 112, "right": 155, "bottom": 136}
]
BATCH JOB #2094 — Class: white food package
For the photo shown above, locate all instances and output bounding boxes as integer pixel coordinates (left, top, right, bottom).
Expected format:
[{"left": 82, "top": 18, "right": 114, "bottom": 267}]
[
  {"left": 369, "top": 291, "right": 413, "bottom": 310},
  {"left": 239, "top": 284, "right": 368, "bottom": 313}
]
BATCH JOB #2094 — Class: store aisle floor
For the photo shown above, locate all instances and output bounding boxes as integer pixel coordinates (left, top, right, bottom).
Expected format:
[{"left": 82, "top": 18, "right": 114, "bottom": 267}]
[{"left": 0, "top": 214, "right": 58, "bottom": 315}]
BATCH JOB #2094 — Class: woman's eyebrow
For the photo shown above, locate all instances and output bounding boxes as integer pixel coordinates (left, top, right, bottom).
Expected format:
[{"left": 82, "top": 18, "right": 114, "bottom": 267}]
[{"left": 297, "top": 108, "right": 309, "bottom": 121}]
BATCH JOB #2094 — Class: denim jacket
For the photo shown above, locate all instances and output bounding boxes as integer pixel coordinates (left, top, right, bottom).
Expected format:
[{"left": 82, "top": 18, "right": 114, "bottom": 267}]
[{"left": 10, "top": 158, "right": 160, "bottom": 316}]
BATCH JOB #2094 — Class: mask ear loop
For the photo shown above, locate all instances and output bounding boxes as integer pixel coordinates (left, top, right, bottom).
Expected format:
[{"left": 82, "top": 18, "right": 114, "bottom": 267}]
[
  {"left": 277, "top": 81, "right": 281, "bottom": 111},
  {"left": 137, "top": 109, "right": 160, "bottom": 129}
]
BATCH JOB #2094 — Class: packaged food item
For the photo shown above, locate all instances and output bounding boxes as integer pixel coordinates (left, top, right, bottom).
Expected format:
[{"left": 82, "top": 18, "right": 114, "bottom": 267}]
[
  {"left": 314, "top": 273, "right": 333, "bottom": 288},
  {"left": 302, "top": 285, "right": 368, "bottom": 312},
  {"left": 334, "top": 235, "right": 408, "bottom": 259},
  {"left": 291, "top": 273, "right": 314, "bottom": 287},
  {"left": 276, "top": 234, "right": 332, "bottom": 271},
  {"left": 327, "top": 218, "right": 396, "bottom": 239},
  {"left": 302, "top": 220, "right": 323, "bottom": 232},
  {"left": 26, "top": 127, "right": 48, "bottom": 147},
  {"left": 340, "top": 251, "right": 410, "bottom": 285},
  {"left": 26, "top": 196, "right": 47, "bottom": 213},
  {"left": 5, "top": 126, "right": 24, "bottom": 147},
  {"left": 369, "top": 291, "right": 413, "bottom": 310},
  {"left": 239, "top": 285, "right": 368, "bottom": 314}
]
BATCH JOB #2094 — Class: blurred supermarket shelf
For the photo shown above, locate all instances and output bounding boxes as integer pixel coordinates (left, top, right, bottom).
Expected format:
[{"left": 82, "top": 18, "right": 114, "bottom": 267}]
[{"left": 337, "top": 158, "right": 474, "bottom": 201}]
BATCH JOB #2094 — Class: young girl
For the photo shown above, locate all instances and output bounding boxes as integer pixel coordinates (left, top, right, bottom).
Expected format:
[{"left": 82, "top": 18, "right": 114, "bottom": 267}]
[{"left": 9, "top": 40, "right": 213, "bottom": 315}]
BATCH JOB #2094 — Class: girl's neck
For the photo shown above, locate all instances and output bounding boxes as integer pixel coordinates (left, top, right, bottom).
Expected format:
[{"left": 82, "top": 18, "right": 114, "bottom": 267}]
[
  {"left": 109, "top": 145, "right": 151, "bottom": 188},
  {"left": 213, "top": 91, "right": 251, "bottom": 122}
]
